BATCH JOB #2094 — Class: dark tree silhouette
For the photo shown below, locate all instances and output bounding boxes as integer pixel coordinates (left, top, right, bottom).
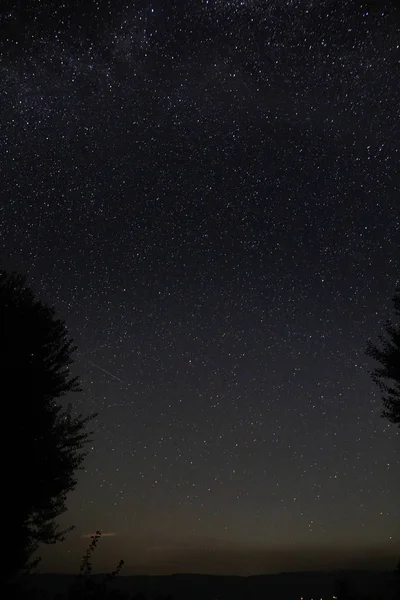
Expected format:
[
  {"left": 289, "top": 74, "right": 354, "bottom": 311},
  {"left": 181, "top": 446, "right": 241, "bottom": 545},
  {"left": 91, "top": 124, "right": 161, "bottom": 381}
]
[
  {"left": 0, "top": 270, "right": 96, "bottom": 583},
  {"left": 366, "top": 288, "right": 400, "bottom": 427}
]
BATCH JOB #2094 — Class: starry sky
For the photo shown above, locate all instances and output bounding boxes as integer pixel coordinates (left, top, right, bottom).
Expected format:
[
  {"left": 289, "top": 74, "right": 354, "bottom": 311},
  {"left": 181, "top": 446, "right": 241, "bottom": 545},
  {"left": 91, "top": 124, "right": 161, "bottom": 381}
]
[{"left": 1, "top": 0, "right": 399, "bottom": 576}]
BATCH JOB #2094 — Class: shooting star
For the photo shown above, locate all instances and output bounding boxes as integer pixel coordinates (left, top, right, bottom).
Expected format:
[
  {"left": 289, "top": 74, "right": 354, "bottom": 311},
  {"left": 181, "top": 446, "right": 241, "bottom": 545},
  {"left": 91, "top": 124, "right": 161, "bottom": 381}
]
[
  {"left": 88, "top": 360, "right": 125, "bottom": 384},
  {"left": 82, "top": 532, "right": 117, "bottom": 538}
]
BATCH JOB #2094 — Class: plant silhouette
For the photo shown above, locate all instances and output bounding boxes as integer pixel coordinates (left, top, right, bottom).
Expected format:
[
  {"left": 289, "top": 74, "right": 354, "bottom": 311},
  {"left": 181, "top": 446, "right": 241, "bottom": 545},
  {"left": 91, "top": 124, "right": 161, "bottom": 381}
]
[
  {"left": 0, "top": 270, "right": 96, "bottom": 584},
  {"left": 366, "top": 288, "right": 400, "bottom": 427}
]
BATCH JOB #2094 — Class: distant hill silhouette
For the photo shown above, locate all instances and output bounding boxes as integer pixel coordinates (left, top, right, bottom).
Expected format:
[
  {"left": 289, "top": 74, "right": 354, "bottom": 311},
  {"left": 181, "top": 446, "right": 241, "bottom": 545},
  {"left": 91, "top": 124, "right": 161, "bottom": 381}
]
[{"left": 29, "top": 570, "right": 398, "bottom": 600}]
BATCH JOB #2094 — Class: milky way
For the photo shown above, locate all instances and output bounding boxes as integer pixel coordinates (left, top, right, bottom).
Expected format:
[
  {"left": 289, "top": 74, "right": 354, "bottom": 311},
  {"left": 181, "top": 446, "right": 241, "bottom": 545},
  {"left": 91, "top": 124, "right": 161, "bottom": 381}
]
[{"left": 1, "top": 0, "right": 399, "bottom": 575}]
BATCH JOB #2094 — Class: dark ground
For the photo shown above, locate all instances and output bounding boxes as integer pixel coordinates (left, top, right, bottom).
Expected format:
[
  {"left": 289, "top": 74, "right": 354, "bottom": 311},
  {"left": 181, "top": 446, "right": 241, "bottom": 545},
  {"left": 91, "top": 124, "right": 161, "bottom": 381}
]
[{"left": 29, "top": 570, "right": 399, "bottom": 599}]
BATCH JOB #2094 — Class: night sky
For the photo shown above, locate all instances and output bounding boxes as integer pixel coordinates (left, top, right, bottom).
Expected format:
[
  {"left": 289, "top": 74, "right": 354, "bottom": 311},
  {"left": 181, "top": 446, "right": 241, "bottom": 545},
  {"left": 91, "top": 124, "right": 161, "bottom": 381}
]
[{"left": 1, "top": 0, "right": 399, "bottom": 576}]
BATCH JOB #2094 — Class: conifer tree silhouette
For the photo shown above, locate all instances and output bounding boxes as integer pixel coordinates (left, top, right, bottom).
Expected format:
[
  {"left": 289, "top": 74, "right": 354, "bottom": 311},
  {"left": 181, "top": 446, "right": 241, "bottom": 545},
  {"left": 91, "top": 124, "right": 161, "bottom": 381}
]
[{"left": 366, "top": 288, "right": 400, "bottom": 427}]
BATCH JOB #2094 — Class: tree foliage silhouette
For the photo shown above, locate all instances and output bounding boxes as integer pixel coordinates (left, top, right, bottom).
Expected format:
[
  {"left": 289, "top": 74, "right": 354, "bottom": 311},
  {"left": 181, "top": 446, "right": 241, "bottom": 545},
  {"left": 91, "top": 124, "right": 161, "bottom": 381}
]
[
  {"left": 366, "top": 288, "right": 400, "bottom": 427},
  {"left": 0, "top": 270, "right": 96, "bottom": 581}
]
